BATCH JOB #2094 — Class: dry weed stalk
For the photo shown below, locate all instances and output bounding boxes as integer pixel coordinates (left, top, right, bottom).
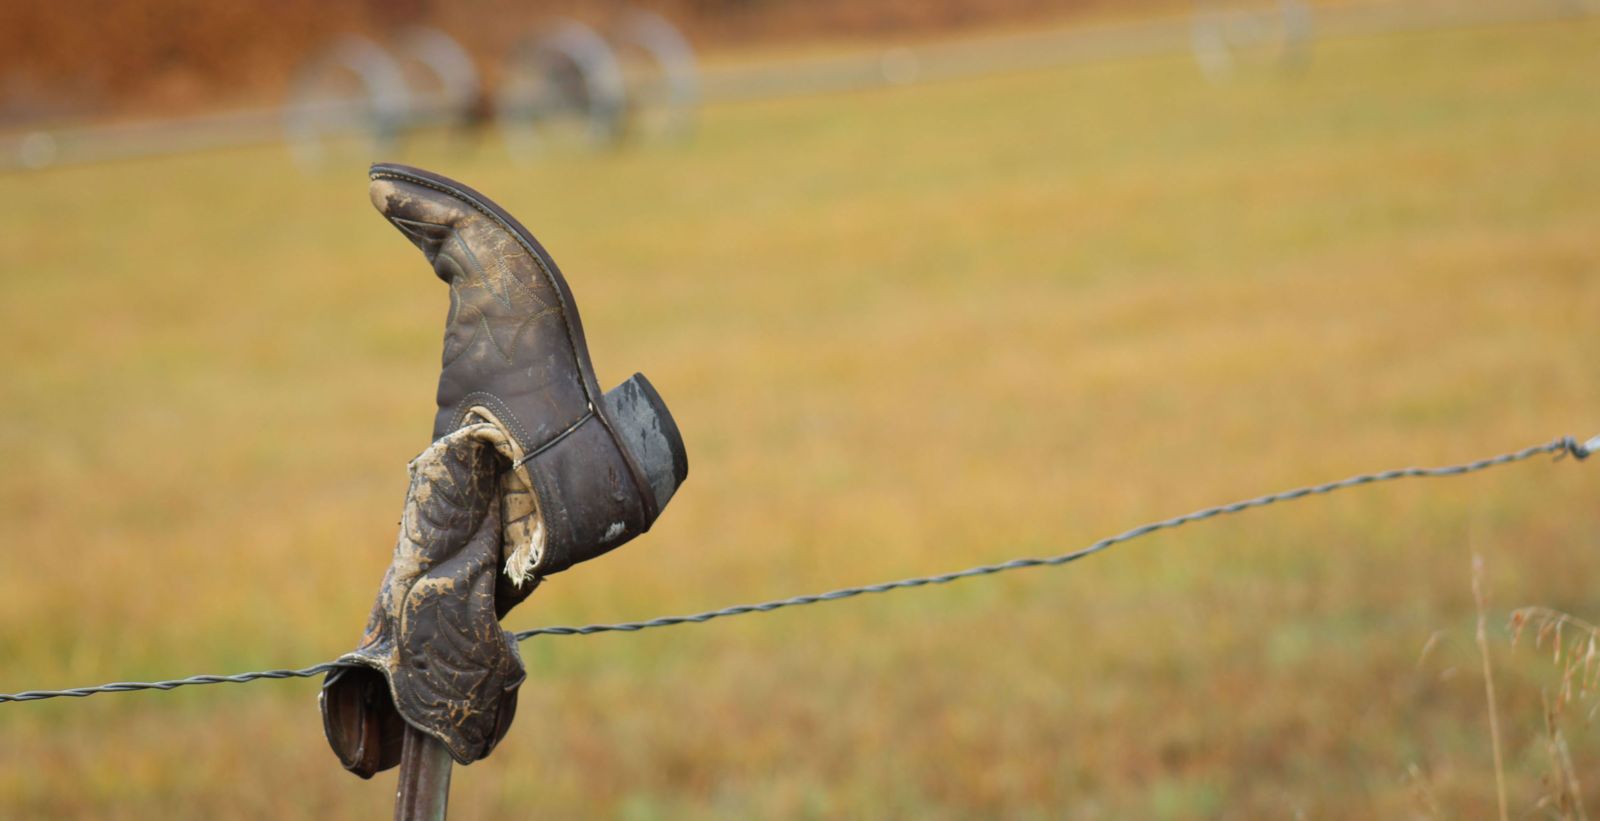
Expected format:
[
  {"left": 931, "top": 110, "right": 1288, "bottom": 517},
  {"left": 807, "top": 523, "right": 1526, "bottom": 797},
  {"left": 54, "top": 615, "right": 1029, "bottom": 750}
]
[
  {"left": 1474, "top": 555, "right": 1510, "bottom": 821},
  {"left": 1411, "top": 573, "right": 1598, "bottom": 819},
  {"left": 1406, "top": 762, "right": 1444, "bottom": 820},
  {"left": 1509, "top": 606, "right": 1599, "bottom": 821}
]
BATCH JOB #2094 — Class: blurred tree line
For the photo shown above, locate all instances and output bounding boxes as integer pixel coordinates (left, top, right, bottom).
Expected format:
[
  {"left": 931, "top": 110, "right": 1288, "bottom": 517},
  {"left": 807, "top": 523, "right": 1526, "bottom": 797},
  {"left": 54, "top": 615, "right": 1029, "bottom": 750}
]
[{"left": 0, "top": 0, "right": 1153, "bottom": 121}]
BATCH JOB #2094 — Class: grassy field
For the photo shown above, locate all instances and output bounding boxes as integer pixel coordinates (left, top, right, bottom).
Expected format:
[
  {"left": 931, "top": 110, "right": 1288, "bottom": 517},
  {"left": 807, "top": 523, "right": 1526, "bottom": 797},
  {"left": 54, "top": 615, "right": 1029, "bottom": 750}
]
[{"left": 2, "top": 15, "right": 1598, "bottom": 819}]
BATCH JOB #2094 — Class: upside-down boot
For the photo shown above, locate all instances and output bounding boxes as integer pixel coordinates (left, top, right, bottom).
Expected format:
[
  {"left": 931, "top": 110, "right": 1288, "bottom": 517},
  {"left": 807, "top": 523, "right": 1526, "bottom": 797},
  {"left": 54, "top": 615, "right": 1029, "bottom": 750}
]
[{"left": 321, "top": 163, "right": 688, "bottom": 776}]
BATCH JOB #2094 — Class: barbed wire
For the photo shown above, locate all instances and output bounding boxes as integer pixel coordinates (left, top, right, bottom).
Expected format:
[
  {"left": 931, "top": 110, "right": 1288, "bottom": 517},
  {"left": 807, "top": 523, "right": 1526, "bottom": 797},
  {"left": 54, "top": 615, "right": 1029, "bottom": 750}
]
[
  {"left": 0, "top": 664, "right": 345, "bottom": 703},
  {"left": 3, "top": 434, "right": 1593, "bottom": 705}
]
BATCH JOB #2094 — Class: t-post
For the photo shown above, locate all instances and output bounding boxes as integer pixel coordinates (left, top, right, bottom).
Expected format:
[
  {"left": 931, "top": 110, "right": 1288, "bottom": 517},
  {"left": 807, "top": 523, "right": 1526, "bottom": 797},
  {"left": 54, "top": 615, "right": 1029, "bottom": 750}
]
[{"left": 395, "top": 727, "right": 453, "bottom": 820}]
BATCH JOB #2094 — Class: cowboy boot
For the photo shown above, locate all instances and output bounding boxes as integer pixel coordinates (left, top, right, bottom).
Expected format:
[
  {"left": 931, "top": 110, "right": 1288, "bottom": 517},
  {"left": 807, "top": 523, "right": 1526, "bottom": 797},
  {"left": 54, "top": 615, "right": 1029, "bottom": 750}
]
[
  {"left": 322, "top": 164, "right": 688, "bottom": 776},
  {"left": 371, "top": 162, "right": 686, "bottom": 580}
]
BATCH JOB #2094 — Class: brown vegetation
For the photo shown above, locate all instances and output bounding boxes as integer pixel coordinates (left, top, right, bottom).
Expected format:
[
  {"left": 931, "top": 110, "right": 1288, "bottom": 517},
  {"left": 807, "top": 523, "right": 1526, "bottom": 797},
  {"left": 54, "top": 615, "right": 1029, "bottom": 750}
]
[{"left": 0, "top": 0, "right": 1142, "bottom": 120}]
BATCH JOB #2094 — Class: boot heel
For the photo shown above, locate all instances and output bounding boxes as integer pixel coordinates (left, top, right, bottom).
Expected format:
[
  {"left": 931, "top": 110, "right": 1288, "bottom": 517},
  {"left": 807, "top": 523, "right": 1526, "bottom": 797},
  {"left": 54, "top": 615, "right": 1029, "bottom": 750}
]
[{"left": 602, "top": 373, "right": 689, "bottom": 512}]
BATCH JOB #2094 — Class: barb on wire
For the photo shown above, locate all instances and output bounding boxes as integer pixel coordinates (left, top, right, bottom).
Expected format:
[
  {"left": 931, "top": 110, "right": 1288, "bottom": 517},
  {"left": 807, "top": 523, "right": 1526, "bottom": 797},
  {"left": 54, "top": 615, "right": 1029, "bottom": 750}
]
[{"left": 3, "top": 434, "right": 1593, "bottom": 705}]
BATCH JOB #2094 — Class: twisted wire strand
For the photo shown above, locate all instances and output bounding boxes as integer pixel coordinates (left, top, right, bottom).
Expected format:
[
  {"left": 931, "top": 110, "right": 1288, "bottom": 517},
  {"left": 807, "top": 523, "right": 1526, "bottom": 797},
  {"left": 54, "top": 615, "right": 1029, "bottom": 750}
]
[
  {"left": 513, "top": 434, "right": 1594, "bottom": 639},
  {"left": 3, "top": 434, "right": 1592, "bottom": 705},
  {"left": 0, "top": 664, "right": 344, "bottom": 703}
]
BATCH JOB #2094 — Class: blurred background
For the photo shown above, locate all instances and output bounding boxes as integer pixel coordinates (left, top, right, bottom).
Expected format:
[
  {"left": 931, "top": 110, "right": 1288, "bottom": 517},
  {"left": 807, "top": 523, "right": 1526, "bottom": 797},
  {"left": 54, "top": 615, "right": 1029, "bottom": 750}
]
[{"left": 1, "top": 0, "right": 1597, "bottom": 817}]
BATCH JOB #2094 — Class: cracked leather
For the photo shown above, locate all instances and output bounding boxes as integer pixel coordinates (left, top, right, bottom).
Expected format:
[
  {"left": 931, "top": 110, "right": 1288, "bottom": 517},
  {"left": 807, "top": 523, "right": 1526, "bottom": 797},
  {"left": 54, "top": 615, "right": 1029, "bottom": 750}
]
[
  {"left": 321, "top": 164, "right": 688, "bottom": 777},
  {"left": 323, "top": 418, "right": 531, "bottom": 775}
]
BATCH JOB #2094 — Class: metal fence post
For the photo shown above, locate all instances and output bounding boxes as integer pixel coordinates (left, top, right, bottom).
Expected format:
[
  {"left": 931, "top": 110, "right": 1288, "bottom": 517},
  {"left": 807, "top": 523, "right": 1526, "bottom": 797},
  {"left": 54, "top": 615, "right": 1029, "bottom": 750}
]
[{"left": 395, "top": 725, "right": 453, "bottom": 820}]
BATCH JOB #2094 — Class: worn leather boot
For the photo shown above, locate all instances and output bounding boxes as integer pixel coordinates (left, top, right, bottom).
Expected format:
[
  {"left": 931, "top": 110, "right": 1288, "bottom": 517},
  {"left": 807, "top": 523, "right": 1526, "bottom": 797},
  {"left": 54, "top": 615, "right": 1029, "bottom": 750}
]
[
  {"left": 371, "top": 163, "right": 687, "bottom": 578},
  {"left": 322, "top": 164, "right": 687, "bottom": 776}
]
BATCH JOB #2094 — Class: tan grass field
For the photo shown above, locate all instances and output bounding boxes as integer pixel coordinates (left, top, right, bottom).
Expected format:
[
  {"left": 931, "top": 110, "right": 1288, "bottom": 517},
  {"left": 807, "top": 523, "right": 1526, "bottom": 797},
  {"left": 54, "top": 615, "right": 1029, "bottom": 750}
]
[{"left": 2, "top": 16, "right": 1598, "bottom": 819}]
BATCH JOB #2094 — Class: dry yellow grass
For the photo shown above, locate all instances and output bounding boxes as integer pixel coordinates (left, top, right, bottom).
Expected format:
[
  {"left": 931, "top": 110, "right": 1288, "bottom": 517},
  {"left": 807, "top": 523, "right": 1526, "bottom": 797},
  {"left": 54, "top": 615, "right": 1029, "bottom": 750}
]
[{"left": 2, "top": 16, "right": 1598, "bottom": 818}]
